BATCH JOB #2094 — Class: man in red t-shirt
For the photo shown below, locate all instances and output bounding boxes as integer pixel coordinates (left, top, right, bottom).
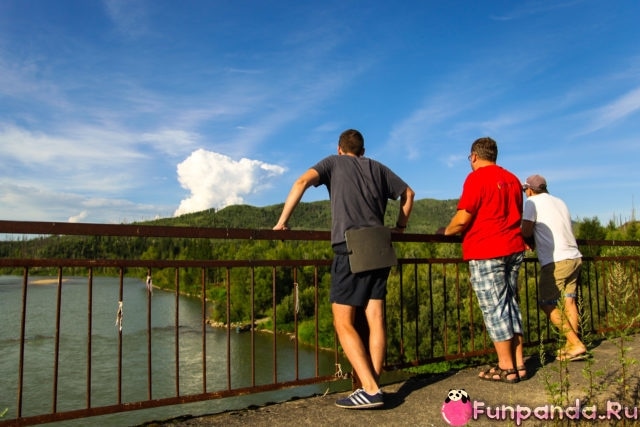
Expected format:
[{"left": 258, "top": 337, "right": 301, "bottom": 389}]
[{"left": 439, "top": 137, "right": 527, "bottom": 383}]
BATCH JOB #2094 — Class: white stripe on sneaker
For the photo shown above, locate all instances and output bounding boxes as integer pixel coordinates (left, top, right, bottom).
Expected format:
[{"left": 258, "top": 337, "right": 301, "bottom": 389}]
[{"left": 335, "top": 388, "right": 384, "bottom": 409}]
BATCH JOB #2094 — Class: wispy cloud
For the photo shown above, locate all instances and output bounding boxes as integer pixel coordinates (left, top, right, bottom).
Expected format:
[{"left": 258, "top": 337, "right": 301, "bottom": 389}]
[
  {"left": 0, "top": 124, "right": 143, "bottom": 164},
  {"left": 0, "top": 182, "right": 171, "bottom": 223},
  {"left": 140, "top": 129, "right": 200, "bottom": 158},
  {"left": 584, "top": 86, "right": 640, "bottom": 134},
  {"left": 490, "top": 0, "right": 584, "bottom": 21},
  {"left": 102, "top": 0, "right": 151, "bottom": 39}
]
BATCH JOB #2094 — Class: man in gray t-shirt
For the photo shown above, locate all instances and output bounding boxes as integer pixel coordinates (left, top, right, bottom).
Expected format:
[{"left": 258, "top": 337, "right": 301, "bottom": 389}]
[
  {"left": 274, "top": 129, "right": 414, "bottom": 409},
  {"left": 312, "top": 151, "right": 409, "bottom": 246}
]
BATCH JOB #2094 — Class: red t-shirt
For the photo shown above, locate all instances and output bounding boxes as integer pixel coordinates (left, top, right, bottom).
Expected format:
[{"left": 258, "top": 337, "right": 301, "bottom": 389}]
[{"left": 457, "top": 165, "right": 526, "bottom": 260}]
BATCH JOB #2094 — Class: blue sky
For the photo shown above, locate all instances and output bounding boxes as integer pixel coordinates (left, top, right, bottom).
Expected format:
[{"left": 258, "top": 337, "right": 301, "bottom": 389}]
[{"left": 1, "top": 0, "right": 639, "bottom": 226}]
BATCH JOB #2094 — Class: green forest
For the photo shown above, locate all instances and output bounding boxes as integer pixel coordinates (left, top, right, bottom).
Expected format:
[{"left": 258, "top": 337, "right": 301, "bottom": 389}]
[{"left": 1, "top": 199, "right": 638, "bottom": 365}]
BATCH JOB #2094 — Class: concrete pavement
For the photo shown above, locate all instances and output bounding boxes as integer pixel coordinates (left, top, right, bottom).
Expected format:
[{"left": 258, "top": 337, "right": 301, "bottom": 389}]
[{"left": 146, "top": 334, "right": 640, "bottom": 427}]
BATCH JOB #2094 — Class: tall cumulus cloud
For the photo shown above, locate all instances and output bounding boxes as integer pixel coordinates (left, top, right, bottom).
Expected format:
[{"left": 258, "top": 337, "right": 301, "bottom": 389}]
[{"left": 174, "top": 149, "right": 285, "bottom": 216}]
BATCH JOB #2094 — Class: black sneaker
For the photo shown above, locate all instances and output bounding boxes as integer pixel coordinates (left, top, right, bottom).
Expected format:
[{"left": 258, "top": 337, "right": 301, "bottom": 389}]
[{"left": 335, "top": 388, "right": 384, "bottom": 409}]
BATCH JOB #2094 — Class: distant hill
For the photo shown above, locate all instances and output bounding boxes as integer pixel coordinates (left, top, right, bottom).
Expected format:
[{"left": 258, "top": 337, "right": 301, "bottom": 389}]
[
  {"left": 0, "top": 198, "right": 459, "bottom": 265},
  {"left": 141, "top": 198, "right": 459, "bottom": 233}
]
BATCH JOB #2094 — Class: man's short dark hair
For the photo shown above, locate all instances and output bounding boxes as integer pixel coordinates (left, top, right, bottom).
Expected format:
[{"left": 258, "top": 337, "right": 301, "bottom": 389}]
[
  {"left": 339, "top": 129, "right": 365, "bottom": 156},
  {"left": 471, "top": 137, "right": 498, "bottom": 162}
]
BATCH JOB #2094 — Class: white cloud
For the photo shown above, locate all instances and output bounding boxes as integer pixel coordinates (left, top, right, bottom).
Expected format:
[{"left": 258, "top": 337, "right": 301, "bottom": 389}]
[
  {"left": 68, "top": 211, "right": 89, "bottom": 223},
  {"left": 174, "top": 149, "right": 286, "bottom": 216}
]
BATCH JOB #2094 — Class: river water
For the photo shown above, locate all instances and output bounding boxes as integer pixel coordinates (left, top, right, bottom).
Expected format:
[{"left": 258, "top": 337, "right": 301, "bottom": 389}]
[{"left": 0, "top": 276, "right": 344, "bottom": 426}]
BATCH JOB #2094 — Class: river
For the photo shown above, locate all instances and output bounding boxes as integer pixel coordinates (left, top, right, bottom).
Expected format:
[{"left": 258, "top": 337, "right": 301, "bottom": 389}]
[{"left": 0, "top": 276, "right": 344, "bottom": 426}]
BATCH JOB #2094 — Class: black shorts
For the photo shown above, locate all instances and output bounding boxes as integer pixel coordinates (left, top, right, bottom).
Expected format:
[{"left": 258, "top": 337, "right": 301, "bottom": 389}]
[{"left": 330, "top": 243, "right": 390, "bottom": 307}]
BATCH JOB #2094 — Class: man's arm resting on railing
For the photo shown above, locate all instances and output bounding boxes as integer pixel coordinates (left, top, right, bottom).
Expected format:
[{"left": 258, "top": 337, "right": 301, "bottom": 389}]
[
  {"left": 273, "top": 168, "right": 320, "bottom": 231},
  {"left": 439, "top": 209, "right": 472, "bottom": 236},
  {"left": 393, "top": 186, "right": 415, "bottom": 233},
  {"left": 521, "top": 219, "right": 536, "bottom": 249}
]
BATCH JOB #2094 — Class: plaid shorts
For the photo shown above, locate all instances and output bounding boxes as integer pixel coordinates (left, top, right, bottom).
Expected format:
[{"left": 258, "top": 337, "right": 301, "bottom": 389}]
[{"left": 469, "top": 252, "right": 524, "bottom": 342}]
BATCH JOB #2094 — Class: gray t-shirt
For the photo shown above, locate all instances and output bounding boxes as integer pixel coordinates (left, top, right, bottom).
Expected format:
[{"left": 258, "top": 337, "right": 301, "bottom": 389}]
[{"left": 311, "top": 155, "right": 408, "bottom": 245}]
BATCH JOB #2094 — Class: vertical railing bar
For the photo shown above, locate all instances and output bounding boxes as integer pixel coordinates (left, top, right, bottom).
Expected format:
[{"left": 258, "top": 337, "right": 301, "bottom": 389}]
[
  {"left": 314, "top": 266, "right": 320, "bottom": 377},
  {"left": 147, "top": 267, "right": 153, "bottom": 400},
  {"left": 608, "top": 260, "right": 615, "bottom": 323},
  {"left": 592, "top": 260, "right": 599, "bottom": 332},
  {"left": 225, "top": 267, "right": 231, "bottom": 390},
  {"left": 532, "top": 261, "right": 538, "bottom": 342},
  {"left": 527, "top": 260, "right": 536, "bottom": 341},
  {"left": 383, "top": 268, "right": 389, "bottom": 365},
  {"left": 598, "top": 259, "right": 606, "bottom": 330},
  {"left": 250, "top": 267, "right": 256, "bottom": 387},
  {"left": 533, "top": 263, "right": 545, "bottom": 342},
  {"left": 583, "top": 257, "right": 591, "bottom": 331},
  {"left": 636, "top": 258, "right": 640, "bottom": 307},
  {"left": 523, "top": 260, "right": 529, "bottom": 342},
  {"left": 635, "top": 259, "right": 640, "bottom": 309},
  {"left": 442, "top": 263, "right": 448, "bottom": 358},
  {"left": 428, "top": 263, "right": 434, "bottom": 359},
  {"left": 455, "top": 263, "right": 461, "bottom": 353},
  {"left": 174, "top": 267, "right": 180, "bottom": 397},
  {"left": 411, "top": 262, "right": 417, "bottom": 362},
  {"left": 117, "top": 269, "right": 124, "bottom": 405},
  {"left": 272, "top": 266, "right": 278, "bottom": 384},
  {"left": 600, "top": 261, "right": 608, "bottom": 329},
  {"left": 468, "top": 262, "right": 475, "bottom": 353},
  {"left": 52, "top": 267, "right": 63, "bottom": 413},
  {"left": 201, "top": 267, "right": 207, "bottom": 394},
  {"left": 594, "top": 259, "right": 602, "bottom": 331},
  {"left": 86, "top": 268, "right": 94, "bottom": 409},
  {"left": 293, "top": 268, "right": 299, "bottom": 381},
  {"left": 333, "top": 330, "right": 340, "bottom": 378},
  {"left": 397, "top": 263, "right": 405, "bottom": 362},
  {"left": 413, "top": 262, "right": 419, "bottom": 361},
  {"left": 626, "top": 259, "right": 636, "bottom": 316},
  {"left": 16, "top": 267, "right": 29, "bottom": 418},
  {"left": 584, "top": 259, "right": 595, "bottom": 333},
  {"left": 576, "top": 262, "right": 584, "bottom": 338},
  {"left": 400, "top": 264, "right": 404, "bottom": 360},
  {"left": 522, "top": 260, "right": 531, "bottom": 343}
]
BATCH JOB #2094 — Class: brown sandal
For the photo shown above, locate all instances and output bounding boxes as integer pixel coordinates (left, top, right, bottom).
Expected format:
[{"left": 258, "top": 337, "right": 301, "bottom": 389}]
[
  {"left": 517, "top": 365, "right": 528, "bottom": 381},
  {"left": 479, "top": 365, "right": 520, "bottom": 383}
]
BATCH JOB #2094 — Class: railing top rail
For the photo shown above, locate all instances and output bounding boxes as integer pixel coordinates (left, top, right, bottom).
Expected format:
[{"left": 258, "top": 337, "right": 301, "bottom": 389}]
[
  {"left": 0, "top": 220, "right": 456, "bottom": 243},
  {"left": 1, "top": 219, "right": 638, "bottom": 246}
]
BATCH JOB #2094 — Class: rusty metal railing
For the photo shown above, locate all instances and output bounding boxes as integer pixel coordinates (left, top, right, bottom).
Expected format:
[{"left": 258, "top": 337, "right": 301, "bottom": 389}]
[{"left": 0, "top": 220, "right": 638, "bottom": 426}]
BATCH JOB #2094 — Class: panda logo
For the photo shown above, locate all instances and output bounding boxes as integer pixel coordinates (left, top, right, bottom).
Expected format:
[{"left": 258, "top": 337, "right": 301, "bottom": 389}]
[
  {"left": 441, "top": 389, "right": 472, "bottom": 426},
  {"left": 445, "top": 388, "right": 470, "bottom": 404}
]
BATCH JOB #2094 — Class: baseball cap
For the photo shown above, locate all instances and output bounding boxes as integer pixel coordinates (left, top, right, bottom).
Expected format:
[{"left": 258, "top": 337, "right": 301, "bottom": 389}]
[{"left": 523, "top": 174, "right": 548, "bottom": 192}]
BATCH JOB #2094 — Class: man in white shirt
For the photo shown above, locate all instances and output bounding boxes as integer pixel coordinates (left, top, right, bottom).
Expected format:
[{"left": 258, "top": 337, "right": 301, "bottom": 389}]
[{"left": 521, "top": 175, "right": 587, "bottom": 361}]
